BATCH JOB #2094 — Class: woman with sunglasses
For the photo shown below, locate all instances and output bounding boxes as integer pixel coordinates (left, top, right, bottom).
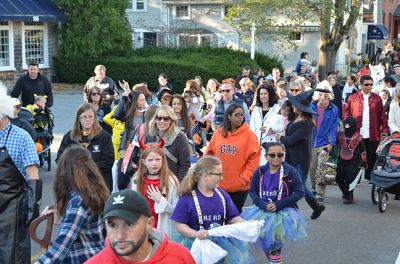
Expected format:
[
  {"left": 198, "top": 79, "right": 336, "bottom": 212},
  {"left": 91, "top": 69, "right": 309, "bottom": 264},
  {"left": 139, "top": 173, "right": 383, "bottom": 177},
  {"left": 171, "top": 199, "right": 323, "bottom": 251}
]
[
  {"left": 288, "top": 79, "right": 305, "bottom": 96},
  {"left": 87, "top": 86, "right": 112, "bottom": 134},
  {"left": 242, "top": 142, "right": 306, "bottom": 264},
  {"left": 146, "top": 105, "right": 191, "bottom": 181},
  {"left": 206, "top": 104, "right": 261, "bottom": 213},
  {"left": 57, "top": 103, "right": 114, "bottom": 191}
]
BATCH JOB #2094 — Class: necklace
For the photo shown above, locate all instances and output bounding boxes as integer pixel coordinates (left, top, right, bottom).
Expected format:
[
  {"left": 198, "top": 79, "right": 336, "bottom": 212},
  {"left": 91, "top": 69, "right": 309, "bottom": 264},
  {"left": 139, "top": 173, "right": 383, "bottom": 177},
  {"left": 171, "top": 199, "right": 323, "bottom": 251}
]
[{"left": 143, "top": 241, "right": 153, "bottom": 261}]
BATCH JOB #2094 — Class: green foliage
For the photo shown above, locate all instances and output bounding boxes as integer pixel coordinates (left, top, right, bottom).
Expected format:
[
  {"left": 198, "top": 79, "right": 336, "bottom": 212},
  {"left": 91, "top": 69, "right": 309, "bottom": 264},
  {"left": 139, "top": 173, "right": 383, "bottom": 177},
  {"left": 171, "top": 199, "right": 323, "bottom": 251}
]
[
  {"left": 54, "top": 0, "right": 132, "bottom": 59},
  {"left": 54, "top": 47, "right": 282, "bottom": 93}
]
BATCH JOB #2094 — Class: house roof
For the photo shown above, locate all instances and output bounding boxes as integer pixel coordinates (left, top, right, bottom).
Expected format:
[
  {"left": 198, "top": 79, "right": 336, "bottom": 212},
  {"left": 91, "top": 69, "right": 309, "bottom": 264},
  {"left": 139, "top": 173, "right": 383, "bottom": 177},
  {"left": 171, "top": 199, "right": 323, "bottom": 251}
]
[
  {"left": 0, "top": 0, "right": 67, "bottom": 22},
  {"left": 394, "top": 4, "right": 400, "bottom": 17}
]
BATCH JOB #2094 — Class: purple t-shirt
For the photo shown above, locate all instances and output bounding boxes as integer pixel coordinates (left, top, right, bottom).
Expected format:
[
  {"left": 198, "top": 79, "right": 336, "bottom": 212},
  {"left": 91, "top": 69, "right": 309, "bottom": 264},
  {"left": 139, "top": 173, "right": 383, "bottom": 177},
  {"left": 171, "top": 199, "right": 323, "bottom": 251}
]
[
  {"left": 171, "top": 187, "right": 239, "bottom": 231},
  {"left": 260, "top": 168, "right": 287, "bottom": 203}
]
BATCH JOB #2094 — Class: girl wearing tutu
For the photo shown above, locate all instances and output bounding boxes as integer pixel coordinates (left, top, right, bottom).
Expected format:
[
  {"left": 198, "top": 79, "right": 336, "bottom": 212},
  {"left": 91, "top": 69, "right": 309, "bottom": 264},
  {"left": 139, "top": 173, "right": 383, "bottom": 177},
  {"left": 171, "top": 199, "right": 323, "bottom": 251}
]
[
  {"left": 131, "top": 145, "right": 180, "bottom": 237},
  {"left": 242, "top": 142, "right": 307, "bottom": 264},
  {"left": 171, "top": 156, "right": 251, "bottom": 264}
]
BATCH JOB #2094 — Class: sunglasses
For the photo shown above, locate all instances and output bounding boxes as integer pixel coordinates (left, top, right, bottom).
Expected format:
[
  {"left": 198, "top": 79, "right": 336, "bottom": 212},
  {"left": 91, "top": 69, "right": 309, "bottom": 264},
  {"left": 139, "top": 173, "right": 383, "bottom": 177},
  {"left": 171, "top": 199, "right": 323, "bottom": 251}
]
[
  {"left": 156, "top": 116, "right": 171, "bottom": 121},
  {"left": 290, "top": 89, "right": 300, "bottom": 92},
  {"left": 220, "top": 89, "right": 231, "bottom": 93},
  {"left": 267, "top": 153, "right": 284, "bottom": 159},
  {"left": 363, "top": 83, "right": 373, "bottom": 87},
  {"left": 91, "top": 93, "right": 101, "bottom": 96}
]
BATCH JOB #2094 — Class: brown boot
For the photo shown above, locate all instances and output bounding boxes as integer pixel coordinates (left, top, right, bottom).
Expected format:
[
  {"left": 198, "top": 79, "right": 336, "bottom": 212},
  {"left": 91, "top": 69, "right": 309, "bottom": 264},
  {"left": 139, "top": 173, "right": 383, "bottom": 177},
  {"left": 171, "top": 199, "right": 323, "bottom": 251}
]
[{"left": 343, "top": 191, "right": 354, "bottom": 204}]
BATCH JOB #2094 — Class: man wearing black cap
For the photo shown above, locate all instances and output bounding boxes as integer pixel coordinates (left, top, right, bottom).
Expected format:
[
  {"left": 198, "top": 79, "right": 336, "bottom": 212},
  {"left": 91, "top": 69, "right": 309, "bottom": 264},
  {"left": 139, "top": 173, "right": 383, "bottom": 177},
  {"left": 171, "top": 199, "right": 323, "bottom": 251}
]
[{"left": 86, "top": 189, "right": 195, "bottom": 263}]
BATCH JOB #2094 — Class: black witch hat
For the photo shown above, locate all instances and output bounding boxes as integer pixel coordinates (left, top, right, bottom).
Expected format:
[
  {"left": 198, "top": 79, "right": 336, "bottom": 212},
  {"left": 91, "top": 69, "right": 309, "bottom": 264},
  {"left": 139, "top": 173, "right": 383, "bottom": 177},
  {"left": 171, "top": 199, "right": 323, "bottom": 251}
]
[{"left": 286, "top": 89, "right": 317, "bottom": 115}]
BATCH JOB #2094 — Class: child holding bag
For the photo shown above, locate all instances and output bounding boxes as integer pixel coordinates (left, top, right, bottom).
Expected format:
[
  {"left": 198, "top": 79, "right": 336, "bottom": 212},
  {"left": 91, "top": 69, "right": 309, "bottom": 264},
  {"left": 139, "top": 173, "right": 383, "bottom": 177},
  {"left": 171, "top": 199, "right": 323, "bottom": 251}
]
[{"left": 241, "top": 142, "right": 307, "bottom": 264}]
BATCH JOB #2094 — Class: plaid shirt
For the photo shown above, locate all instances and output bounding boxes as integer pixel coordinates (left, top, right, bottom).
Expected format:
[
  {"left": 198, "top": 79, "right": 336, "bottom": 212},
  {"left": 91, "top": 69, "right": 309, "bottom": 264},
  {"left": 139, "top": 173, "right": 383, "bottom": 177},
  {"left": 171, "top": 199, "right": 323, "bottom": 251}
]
[
  {"left": 38, "top": 193, "right": 105, "bottom": 264},
  {"left": 0, "top": 121, "right": 39, "bottom": 180}
]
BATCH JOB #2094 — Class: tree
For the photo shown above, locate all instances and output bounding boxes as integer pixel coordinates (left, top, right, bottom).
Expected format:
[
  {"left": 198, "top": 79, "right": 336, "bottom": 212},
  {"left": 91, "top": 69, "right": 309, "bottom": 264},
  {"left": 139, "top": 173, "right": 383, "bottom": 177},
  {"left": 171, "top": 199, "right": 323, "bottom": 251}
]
[
  {"left": 225, "top": 0, "right": 362, "bottom": 79},
  {"left": 54, "top": 0, "right": 132, "bottom": 59}
]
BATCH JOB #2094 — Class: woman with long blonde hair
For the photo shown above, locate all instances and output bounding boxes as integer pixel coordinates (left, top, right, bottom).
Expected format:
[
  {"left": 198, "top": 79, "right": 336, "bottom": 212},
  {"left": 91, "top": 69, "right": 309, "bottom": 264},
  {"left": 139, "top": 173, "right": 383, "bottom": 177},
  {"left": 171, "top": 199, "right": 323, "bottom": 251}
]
[{"left": 146, "top": 105, "right": 190, "bottom": 180}]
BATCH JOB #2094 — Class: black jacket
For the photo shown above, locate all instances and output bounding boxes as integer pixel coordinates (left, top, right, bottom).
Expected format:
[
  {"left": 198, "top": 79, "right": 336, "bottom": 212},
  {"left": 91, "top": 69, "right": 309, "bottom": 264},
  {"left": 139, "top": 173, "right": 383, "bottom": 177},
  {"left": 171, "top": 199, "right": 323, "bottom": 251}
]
[
  {"left": 11, "top": 73, "right": 53, "bottom": 107},
  {"left": 281, "top": 119, "right": 313, "bottom": 176},
  {"left": 56, "top": 130, "right": 114, "bottom": 191}
]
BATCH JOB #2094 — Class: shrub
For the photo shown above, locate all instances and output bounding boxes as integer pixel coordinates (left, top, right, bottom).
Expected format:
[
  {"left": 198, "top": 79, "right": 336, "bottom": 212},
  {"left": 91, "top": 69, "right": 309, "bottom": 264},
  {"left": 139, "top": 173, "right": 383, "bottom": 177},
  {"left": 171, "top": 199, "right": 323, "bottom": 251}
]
[{"left": 54, "top": 47, "right": 283, "bottom": 93}]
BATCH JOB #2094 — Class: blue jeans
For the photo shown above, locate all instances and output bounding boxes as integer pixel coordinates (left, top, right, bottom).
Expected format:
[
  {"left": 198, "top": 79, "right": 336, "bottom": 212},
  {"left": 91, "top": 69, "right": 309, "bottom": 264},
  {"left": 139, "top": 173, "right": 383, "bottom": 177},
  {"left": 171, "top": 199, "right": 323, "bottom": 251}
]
[{"left": 295, "top": 164, "right": 314, "bottom": 199}]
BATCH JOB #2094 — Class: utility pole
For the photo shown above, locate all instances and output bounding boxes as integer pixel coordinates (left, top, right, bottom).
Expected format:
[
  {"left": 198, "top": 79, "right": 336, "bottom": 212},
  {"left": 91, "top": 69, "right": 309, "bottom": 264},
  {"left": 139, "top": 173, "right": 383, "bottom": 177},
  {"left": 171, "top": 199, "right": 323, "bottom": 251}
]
[{"left": 251, "top": 22, "right": 256, "bottom": 60}]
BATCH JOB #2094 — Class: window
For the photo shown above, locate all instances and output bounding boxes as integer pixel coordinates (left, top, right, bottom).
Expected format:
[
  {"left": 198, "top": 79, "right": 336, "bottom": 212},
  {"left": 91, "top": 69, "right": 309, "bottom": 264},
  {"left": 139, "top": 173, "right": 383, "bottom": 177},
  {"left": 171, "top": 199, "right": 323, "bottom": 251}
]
[
  {"left": 0, "top": 21, "right": 14, "bottom": 70},
  {"left": 173, "top": 5, "right": 190, "bottom": 19},
  {"left": 22, "top": 22, "right": 48, "bottom": 68},
  {"left": 144, "top": 32, "right": 157, "bottom": 47},
  {"left": 127, "top": 0, "right": 147, "bottom": 12},
  {"left": 178, "top": 34, "right": 212, "bottom": 47},
  {"left": 289, "top": 32, "right": 303, "bottom": 42}
]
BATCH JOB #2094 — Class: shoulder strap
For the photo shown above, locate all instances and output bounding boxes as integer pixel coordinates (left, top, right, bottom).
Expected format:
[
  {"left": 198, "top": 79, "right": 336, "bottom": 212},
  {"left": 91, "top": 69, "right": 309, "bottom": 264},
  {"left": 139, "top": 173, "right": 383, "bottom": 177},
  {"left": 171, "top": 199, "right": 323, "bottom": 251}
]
[
  {"left": 163, "top": 147, "right": 178, "bottom": 164},
  {"left": 215, "top": 189, "right": 226, "bottom": 225},
  {"left": 191, "top": 190, "right": 204, "bottom": 229}
]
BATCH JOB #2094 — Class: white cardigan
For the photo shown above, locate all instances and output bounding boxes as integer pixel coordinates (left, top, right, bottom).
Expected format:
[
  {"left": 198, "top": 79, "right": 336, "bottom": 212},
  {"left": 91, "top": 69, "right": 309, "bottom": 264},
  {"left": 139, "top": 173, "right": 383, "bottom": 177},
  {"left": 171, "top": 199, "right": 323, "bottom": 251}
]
[
  {"left": 388, "top": 101, "right": 400, "bottom": 133},
  {"left": 250, "top": 104, "right": 283, "bottom": 165},
  {"left": 131, "top": 175, "right": 179, "bottom": 237}
]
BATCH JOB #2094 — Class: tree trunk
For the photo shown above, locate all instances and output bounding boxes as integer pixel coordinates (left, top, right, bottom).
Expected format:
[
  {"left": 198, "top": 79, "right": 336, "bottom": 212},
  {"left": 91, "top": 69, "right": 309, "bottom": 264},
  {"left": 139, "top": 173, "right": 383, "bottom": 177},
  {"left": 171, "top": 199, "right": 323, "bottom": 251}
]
[{"left": 318, "top": 38, "right": 338, "bottom": 80}]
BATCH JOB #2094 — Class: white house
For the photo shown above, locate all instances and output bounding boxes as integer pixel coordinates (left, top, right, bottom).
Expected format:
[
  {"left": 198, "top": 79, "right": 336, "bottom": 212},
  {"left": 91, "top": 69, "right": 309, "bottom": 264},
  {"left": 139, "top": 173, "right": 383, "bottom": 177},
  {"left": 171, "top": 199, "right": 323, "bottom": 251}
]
[{"left": 125, "top": 0, "right": 363, "bottom": 76}]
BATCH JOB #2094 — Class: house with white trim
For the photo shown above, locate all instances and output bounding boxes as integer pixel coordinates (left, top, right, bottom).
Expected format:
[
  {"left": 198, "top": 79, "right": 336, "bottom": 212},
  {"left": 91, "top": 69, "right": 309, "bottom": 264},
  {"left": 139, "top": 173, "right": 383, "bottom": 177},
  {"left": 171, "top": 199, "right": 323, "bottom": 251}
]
[
  {"left": 126, "top": 0, "right": 363, "bottom": 75},
  {"left": 0, "top": 0, "right": 66, "bottom": 89}
]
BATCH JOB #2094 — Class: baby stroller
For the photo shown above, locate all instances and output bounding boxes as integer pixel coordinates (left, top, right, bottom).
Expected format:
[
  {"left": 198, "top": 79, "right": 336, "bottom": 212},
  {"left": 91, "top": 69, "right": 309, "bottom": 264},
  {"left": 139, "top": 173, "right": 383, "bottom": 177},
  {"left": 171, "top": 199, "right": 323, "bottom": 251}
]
[
  {"left": 371, "top": 133, "right": 400, "bottom": 213},
  {"left": 20, "top": 107, "right": 54, "bottom": 171}
]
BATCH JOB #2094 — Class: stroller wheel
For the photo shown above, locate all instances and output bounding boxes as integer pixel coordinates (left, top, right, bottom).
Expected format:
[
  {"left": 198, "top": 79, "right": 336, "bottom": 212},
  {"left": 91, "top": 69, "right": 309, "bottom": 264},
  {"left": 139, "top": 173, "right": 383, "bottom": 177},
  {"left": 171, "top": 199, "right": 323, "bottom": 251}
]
[
  {"left": 378, "top": 192, "right": 389, "bottom": 213},
  {"left": 371, "top": 184, "right": 378, "bottom": 204}
]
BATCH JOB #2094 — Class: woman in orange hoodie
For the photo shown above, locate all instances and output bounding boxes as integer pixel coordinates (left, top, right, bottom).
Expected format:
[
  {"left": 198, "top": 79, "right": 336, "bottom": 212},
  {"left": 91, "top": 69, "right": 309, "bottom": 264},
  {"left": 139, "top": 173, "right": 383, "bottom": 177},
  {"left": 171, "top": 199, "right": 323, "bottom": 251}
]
[{"left": 206, "top": 103, "right": 261, "bottom": 212}]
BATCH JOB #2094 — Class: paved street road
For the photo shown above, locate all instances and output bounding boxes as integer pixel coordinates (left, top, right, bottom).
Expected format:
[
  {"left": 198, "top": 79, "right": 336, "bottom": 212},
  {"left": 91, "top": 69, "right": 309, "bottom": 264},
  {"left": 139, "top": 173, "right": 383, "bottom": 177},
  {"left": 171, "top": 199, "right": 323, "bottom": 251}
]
[{"left": 32, "top": 90, "right": 400, "bottom": 263}]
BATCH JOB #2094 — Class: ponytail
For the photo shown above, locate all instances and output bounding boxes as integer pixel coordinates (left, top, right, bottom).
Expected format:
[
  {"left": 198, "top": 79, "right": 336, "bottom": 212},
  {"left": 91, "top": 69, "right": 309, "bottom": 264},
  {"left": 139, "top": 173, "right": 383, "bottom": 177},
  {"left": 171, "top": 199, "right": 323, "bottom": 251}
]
[{"left": 178, "top": 156, "right": 222, "bottom": 195}]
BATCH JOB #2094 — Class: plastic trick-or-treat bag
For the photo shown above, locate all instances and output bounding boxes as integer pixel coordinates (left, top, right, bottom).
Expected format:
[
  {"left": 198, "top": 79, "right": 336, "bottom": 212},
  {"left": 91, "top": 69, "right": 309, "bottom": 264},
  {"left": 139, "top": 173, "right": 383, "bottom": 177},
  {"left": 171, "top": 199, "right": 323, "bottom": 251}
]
[
  {"left": 316, "top": 149, "right": 337, "bottom": 185},
  {"left": 190, "top": 221, "right": 264, "bottom": 264}
]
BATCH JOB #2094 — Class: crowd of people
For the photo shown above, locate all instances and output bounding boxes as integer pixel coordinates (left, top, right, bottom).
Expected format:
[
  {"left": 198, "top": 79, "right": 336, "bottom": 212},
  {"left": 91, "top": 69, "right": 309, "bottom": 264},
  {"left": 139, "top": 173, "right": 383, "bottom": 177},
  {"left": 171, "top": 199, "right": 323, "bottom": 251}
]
[{"left": 1, "top": 45, "right": 399, "bottom": 263}]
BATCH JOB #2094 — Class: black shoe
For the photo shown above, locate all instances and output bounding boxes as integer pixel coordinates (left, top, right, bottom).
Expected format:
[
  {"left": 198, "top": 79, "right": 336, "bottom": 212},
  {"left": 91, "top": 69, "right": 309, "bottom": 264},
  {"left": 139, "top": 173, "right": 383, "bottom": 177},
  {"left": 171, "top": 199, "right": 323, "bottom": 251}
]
[
  {"left": 394, "top": 194, "right": 400, "bottom": 200},
  {"left": 311, "top": 204, "right": 326, "bottom": 219}
]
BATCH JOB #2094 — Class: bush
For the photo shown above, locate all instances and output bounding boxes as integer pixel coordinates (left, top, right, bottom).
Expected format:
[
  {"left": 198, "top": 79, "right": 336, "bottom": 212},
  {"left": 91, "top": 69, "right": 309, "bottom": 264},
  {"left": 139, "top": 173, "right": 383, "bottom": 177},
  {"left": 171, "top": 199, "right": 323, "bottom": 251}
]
[{"left": 54, "top": 47, "right": 283, "bottom": 93}]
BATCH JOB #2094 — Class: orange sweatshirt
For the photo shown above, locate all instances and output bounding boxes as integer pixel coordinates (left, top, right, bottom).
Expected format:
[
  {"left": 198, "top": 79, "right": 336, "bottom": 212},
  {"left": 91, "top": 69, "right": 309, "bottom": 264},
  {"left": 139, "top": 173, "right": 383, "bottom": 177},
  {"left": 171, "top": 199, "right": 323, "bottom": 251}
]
[{"left": 206, "top": 124, "right": 261, "bottom": 192}]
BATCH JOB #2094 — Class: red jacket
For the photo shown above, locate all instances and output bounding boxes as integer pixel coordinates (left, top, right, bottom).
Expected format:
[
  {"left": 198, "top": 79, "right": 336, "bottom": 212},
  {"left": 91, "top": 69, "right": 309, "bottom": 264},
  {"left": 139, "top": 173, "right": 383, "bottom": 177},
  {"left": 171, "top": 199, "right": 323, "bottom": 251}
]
[
  {"left": 344, "top": 91, "right": 388, "bottom": 141},
  {"left": 85, "top": 235, "right": 195, "bottom": 264}
]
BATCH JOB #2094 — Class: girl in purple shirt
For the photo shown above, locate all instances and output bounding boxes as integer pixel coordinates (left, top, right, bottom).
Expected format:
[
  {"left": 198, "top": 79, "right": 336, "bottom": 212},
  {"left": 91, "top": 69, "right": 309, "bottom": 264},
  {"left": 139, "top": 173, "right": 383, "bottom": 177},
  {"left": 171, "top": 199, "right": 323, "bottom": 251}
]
[
  {"left": 171, "top": 156, "right": 252, "bottom": 263},
  {"left": 242, "top": 142, "right": 307, "bottom": 264}
]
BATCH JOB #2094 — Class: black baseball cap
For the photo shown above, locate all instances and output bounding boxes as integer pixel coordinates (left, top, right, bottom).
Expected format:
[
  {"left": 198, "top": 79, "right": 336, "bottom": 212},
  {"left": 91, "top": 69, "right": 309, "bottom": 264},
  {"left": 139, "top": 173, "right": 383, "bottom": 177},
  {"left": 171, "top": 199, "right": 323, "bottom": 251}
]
[{"left": 103, "top": 189, "right": 150, "bottom": 224}]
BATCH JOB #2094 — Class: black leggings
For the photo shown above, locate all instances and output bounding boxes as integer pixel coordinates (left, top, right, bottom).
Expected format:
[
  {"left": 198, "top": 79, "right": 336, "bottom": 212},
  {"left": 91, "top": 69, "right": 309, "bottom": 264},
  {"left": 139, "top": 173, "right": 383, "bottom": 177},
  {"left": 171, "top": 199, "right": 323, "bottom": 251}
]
[{"left": 227, "top": 190, "right": 249, "bottom": 214}]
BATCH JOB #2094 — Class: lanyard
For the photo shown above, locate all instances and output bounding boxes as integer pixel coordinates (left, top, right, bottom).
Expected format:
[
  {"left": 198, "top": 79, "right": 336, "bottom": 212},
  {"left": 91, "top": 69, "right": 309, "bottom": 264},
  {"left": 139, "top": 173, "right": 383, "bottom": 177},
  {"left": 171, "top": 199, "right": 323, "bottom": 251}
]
[
  {"left": 259, "top": 164, "right": 284, "bottom": 201},
  {"left": 192, "top": 188, "right": 226, "bottom": 230}
]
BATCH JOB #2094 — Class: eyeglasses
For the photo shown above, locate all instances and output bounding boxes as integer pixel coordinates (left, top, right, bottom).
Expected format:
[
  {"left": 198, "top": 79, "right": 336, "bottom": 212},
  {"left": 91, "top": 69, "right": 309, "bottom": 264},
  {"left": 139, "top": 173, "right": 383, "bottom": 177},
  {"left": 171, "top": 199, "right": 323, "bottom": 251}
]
[
  {"left": 362, "top": 83, "right": 373, "bottom": 87},
  {"left": 80, "top": 115, "right": 95, "bottom": 120},
  {"left": 91, "top": 93, "right": 101, "bottom": 96},
  {"left": 220, "top": 89, "right": 231, "bottom": 93},
  {"left": 233, "top": 113, "right": 244, "bottom": 118},
  {"left": 290, "top": 89, "right": 300, "bottom": 92},
  {"left": 208, "top": 172, "right": 222, "bottom": 177},
  {"left": 267, "top": 153, "right": 284, "bottom": 159},
  {"left": 156, "top": 116, "right": 171, "bottom": 121}
]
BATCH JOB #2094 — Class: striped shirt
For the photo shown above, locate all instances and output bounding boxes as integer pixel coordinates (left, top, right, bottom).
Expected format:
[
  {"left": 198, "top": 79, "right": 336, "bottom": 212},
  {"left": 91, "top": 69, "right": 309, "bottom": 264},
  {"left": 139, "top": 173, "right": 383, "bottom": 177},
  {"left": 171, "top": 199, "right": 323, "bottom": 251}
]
[
  {"left": 0, "top": 121, "right": 39, "bottom": 180},
  {"left": 38, "top": 193, "right": 105, "bottom": 264}
]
